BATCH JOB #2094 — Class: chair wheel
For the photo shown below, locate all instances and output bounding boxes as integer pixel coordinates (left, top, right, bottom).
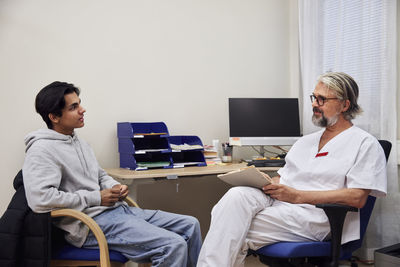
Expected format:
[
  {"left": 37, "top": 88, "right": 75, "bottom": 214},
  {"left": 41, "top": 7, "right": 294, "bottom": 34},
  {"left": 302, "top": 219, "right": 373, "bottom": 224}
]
[{"left": 349, "top": 256, "right": 358, "bottom": 267}]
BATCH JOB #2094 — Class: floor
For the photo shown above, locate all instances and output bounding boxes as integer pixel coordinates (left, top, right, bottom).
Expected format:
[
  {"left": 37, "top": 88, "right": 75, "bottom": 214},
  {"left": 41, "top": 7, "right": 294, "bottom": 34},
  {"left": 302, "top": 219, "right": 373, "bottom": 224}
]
[
  {"left": 244, "top": 255, "right": 264, "bottom": 266},
  {"left": 244, "top": 255, "right": 374, "bottom": 267},
  {"left": 129, "top": 257, "right": 374, "bottom": 267}
]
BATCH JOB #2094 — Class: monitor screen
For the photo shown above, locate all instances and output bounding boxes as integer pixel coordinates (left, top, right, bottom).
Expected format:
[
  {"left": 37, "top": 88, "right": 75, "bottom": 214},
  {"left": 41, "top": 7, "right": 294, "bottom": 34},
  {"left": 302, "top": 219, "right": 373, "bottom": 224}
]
[{"left": 229, "top": 98, "right": 301, "bottom": 146}]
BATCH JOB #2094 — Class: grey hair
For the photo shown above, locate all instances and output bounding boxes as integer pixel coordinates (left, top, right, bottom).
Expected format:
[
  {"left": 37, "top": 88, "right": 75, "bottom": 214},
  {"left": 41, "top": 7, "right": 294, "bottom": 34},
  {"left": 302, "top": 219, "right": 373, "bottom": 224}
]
[{"left": 317, "top": 72, "right": 363, "bottom": 120}]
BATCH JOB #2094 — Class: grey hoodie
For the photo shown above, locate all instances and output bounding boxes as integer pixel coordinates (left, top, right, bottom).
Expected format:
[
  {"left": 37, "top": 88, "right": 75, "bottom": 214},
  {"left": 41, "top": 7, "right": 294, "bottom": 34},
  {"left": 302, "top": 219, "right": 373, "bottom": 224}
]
[{"left": 23, "top": 129, "right": 122, "bottom": 247}]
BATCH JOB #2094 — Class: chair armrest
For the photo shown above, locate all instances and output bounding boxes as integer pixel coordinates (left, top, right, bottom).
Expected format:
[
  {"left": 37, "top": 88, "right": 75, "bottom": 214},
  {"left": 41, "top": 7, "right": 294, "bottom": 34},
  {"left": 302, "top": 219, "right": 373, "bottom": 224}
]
[
  {"left": 316, "top": 204, "right": 358, "bottom": 267},
  {"left": 50, "top": 197, "right": 138, "bottom": 267},
  {"left": 51, "top": 209, "right": 111, "bottom": 267},
  {"left": 316, "top": 203, "right": 358, "bottom": 212},
  {"left": 124, "top": 196, "right": 140, "bottom": 208},
  {"left": 316, "top": 204, "right": 358, "bottom": 241}
]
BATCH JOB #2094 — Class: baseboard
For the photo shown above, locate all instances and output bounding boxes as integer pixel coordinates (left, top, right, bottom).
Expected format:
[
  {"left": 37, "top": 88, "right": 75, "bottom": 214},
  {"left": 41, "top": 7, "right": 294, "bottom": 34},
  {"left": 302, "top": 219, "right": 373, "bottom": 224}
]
[{"left": 353, "top": 247, "right": 378, "bottom": 261}]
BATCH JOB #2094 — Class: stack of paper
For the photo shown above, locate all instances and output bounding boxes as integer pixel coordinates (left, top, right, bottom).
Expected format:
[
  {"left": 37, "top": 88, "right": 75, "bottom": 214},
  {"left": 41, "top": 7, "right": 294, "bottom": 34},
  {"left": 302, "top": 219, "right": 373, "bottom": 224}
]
[
  {"left": 170, "top": 143, "right": 203, "bottom": 151},
  {"left": 203, "top": 144, "right": 221, "bottom": 165}
]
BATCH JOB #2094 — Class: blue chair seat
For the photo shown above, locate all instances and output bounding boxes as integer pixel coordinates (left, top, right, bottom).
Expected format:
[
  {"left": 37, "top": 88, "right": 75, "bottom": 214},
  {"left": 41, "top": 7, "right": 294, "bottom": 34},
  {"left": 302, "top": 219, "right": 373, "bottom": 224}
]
[
  {"left": 53, "top": 244, "right": 128, "bottom": 263},
  {"left": 256, "top": 241, "right": 331, "bottom": 258}
]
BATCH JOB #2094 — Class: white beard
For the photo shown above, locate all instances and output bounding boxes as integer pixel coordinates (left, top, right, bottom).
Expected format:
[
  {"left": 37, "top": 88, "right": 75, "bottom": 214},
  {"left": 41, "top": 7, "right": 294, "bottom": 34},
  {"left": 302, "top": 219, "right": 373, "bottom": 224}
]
[{"left": 312, "top": 112, "right": 339, "bottom": 127}]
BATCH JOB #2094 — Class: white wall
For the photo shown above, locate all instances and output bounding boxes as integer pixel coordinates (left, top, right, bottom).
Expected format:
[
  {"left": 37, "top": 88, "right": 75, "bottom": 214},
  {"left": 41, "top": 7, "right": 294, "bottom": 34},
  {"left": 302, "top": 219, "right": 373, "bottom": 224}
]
[
  {"left": 0, "top": 0, "right": 298, "bottom": 214},
  {"left": 398, "top": 1, "right": 400, "bottom": 140}
]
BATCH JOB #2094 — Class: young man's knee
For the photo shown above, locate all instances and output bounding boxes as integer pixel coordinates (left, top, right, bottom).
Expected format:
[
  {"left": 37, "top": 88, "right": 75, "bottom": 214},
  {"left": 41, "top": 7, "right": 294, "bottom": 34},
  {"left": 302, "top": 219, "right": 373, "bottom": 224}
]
[
  {"left": 186, "top": 215, "right": 200, "bottom": 229},
  {"left": 169, "top": 235, "right": 188, "bottom": 253},
  {"left": 176, "top": 215, "right": 200, "bottom": 234}
]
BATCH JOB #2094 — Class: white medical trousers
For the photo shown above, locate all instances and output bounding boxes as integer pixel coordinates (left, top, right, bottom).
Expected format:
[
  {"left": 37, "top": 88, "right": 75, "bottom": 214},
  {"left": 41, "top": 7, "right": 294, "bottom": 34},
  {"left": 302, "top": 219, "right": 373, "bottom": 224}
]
[{"left": 197, "top": 186, "right": 330, "bottom": 267}]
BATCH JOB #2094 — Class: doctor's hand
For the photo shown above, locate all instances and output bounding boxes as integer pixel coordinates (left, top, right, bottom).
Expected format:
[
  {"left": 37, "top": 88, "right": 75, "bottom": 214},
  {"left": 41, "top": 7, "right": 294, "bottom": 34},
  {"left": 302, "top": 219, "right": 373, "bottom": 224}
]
[
  {"left": 270, "top": 175, "right": 280, "bottom": 184},
  {"left": 262, "top": 183, "right": 300, "bottom": 204}
]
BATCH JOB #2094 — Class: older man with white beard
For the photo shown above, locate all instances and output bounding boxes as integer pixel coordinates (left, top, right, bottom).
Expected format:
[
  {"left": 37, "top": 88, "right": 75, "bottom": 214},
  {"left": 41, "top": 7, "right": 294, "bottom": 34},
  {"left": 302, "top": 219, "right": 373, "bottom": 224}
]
[{"left": 196, "top": 72, "right": 388, "bottom": 267}]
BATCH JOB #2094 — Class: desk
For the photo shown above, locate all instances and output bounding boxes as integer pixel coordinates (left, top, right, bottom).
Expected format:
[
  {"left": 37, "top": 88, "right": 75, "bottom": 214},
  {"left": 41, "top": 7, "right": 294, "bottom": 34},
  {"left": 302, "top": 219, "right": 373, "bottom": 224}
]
[
  {"left": 106, "top": 163, "right": 279, "bottom": 182},
  {"left": 105, "top": 164, "right": 280, "bottom": 238}
]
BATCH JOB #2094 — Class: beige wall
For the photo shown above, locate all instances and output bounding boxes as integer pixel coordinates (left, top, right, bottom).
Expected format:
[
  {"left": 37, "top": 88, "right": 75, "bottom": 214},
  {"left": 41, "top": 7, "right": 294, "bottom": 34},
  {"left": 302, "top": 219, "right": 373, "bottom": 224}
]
[
  {"left": 0, "top": 0, "right": 298, "bottom": 214},
  {"left": 398, "top": 1, "right": 400, "bottom": 139}
]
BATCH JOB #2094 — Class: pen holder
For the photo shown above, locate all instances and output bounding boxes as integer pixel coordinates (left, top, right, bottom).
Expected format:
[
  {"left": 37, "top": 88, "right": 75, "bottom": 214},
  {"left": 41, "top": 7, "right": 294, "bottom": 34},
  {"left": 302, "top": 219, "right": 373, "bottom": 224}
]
[{"left": 222, "top": 145, "right": 233, "bottom": 163}]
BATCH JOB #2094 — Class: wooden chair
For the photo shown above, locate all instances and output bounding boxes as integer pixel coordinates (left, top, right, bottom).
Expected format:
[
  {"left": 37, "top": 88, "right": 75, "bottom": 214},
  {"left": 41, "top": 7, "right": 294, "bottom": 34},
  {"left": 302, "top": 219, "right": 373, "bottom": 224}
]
[{"left": 50, "top": 196, "right": 151, "bottom": 267}]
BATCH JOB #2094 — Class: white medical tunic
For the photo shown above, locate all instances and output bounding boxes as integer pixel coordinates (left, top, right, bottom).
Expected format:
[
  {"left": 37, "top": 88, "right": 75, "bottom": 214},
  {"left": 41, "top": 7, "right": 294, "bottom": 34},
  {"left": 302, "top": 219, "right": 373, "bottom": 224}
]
[{"left": 278, "top": 126, "right": 387, "bottom": 244}]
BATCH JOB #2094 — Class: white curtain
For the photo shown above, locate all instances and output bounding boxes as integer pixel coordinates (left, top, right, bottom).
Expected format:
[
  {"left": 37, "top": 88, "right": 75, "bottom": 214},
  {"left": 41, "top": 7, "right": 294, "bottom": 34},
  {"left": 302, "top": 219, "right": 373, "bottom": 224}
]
[{"left": 298, "top": 0, "right": 398, "bottom": 259}]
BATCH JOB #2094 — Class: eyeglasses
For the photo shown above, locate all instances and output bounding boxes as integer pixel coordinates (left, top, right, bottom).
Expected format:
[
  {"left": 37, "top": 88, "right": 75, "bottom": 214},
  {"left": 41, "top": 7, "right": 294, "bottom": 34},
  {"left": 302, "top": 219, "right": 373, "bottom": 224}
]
[{"left": 310, "top": 94, "right": 339, "bottom": 106}]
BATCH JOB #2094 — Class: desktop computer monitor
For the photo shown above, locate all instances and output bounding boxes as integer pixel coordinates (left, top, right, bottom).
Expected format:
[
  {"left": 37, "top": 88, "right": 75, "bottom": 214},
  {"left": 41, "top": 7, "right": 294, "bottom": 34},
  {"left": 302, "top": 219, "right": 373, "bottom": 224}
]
[{"left": 228, "top": 98, "right": 301, "bottom": 147}]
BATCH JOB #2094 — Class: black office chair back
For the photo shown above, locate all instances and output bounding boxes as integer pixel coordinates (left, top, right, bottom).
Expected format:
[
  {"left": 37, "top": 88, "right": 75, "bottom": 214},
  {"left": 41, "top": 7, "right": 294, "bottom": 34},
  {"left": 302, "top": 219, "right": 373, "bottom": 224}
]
[
  {"left": 378, "top": 140, "right": 391, "bottom": 161},
  {"left": 340, "top": 139, "right": 391, "bottom": 258}
]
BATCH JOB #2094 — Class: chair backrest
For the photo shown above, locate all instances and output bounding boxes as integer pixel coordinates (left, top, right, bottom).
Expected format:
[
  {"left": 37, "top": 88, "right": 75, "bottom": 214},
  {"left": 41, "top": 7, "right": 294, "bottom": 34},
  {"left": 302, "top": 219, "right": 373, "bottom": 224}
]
[
  {"left": 341, "top": 139, "right": 391, "bottom": 258},
  {"left": 378, "top": 140, "right": 392, "bottom": 161}
]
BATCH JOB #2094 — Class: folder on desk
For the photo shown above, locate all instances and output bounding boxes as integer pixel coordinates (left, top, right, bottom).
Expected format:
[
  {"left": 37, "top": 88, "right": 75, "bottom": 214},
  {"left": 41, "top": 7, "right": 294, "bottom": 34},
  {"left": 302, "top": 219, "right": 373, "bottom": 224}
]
[{"left": 217, "top": 166, "right": 272, "bottom": 188}]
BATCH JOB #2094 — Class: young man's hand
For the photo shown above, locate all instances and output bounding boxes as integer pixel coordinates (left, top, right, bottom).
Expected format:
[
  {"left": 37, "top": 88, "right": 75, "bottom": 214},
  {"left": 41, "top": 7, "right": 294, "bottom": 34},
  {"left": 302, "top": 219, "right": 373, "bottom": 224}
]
[
  {"left": 100, "top": 187, "right": 120, "bottom": 206},
  {"left": 100, "top": 184, "right": 128, "bottom": 206},
  {"left": 113, "top": 184, "right": 129, "bottom": 200}
]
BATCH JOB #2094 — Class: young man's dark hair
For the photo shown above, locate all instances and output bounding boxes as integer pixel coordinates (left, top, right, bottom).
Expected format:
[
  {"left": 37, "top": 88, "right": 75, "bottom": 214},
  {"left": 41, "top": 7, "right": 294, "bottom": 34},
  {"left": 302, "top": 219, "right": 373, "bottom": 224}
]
[{"left": 35, "top": 81, "right": 80, "bottom": 129}]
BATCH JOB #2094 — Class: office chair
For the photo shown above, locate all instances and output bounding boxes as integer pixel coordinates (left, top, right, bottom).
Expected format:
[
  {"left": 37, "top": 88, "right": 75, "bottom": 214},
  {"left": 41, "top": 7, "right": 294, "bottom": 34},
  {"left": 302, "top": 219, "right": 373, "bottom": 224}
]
[
  {"left": 253, "top": 140, "right": 391, "bottom": 267},
  {"left": 51, "top": 196, "right": 151, "bottom": 267}
]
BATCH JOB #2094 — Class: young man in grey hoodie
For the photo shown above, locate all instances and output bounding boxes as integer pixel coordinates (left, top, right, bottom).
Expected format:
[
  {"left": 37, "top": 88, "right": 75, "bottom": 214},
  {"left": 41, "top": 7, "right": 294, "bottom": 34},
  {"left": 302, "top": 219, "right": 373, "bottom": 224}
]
[{"left": 23, "top": 81, "right": 202, "bottom": 267}]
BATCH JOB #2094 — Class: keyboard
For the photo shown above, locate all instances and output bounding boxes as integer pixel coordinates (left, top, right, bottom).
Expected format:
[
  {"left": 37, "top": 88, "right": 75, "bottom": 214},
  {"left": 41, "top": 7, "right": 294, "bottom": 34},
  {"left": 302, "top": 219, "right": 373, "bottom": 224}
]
[{"left": 247, "top": 159, "right": 286, "bottom": 167}]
